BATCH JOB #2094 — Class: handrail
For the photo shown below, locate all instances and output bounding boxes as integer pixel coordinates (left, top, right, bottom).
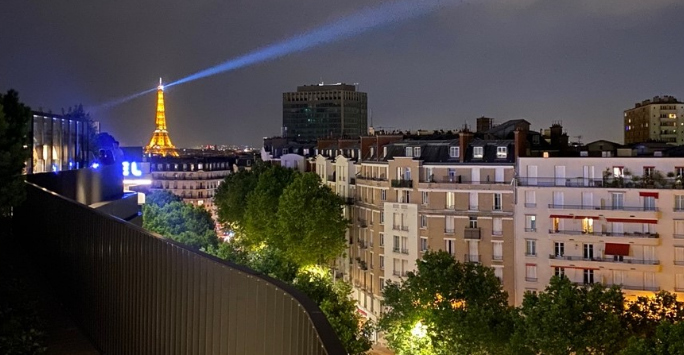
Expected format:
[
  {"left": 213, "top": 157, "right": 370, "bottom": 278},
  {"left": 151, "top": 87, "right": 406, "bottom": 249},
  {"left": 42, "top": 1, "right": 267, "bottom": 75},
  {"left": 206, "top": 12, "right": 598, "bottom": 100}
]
[{"left": 15, "top": 182, "right": 346, "bottom": 355}]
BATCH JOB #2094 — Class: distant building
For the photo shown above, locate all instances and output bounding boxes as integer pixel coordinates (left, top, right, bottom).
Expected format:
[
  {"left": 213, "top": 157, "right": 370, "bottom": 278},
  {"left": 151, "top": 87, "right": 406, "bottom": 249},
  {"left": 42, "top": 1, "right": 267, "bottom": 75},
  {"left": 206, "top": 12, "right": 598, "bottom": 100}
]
[
  {"left": 624, "top": 96, "right": 684, "bottom": 145},
  {"left": 145, "top": 79, "right": 179, "bottom": 157},
  {"left": 282, "top": 83, "right": 368, "bottom": 141},
  {"left": 29, "top": 111, "right": 94, "bottom": 174}
]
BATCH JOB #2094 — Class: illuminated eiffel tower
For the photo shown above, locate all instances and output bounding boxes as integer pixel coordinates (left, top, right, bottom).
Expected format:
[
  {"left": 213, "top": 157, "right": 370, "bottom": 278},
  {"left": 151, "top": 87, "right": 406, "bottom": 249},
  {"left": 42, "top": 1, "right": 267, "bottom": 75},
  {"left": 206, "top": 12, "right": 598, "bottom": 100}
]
[{"left": 145, "top": 78, "right": 179, "bottom": 157}]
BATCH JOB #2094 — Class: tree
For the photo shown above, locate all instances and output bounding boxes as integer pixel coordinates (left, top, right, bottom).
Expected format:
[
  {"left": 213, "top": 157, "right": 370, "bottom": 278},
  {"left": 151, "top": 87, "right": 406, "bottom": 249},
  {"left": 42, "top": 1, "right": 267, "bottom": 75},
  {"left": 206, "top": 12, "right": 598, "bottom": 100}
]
[
  {"left": 276, "top": 172, "right": 348, "bottom": 266},
  {"left": 510, "top": 276, "right": 628, "bottom": 355},
  {"left": 0, "top": 90, "right": 31, "bottom": 217},
  {"left": 214, "top": 169, "right": 259, "bottom": 229},
  {"left": 242, "top": 165, "right": 297, "bottom": 247},
  {"left": 621, "top": 321, "right": 684, "bottom": 355},
  {"left": 379, "top": 251, "right": 512, "bottom": 355},
  {"left": 292, "top": 271, "right": 373, "bottom": 355},
  {"left": 143, "top": 191, "right": 218, "bottom": 250},
  {"left": 624, "top": 291, "right": 684, "bottom": 339},
  {"left": 145, "top": 189, "right": 182, "bottom": 207}
]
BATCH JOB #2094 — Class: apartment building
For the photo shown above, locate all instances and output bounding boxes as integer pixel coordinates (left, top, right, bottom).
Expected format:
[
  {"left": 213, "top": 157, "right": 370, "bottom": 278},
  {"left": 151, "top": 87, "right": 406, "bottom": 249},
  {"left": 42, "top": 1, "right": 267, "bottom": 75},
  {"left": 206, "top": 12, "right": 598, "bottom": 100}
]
[
  {"left": 149, "top": 156, "right": 234, "bottom": 220},
  {"left": 624, "top": 95, "right": 684, "bottom": 145},
  {"left": 348, "top": 131, "right": 523, "bottom": 321},
  {"left": 515, "top": 156, "right": 684, "bottom": 305}
]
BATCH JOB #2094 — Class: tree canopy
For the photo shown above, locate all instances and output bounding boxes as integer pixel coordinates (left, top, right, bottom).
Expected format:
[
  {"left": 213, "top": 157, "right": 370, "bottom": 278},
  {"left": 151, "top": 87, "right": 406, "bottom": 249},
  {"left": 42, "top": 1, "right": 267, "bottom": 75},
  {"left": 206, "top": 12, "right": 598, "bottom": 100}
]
[
  {"left": 214, "top": 168, "right": 259, "bottom": 228},
  {"left": 379, "top": 251, "right": 513, "bottom": 355},
  {"left": 0, "top": 90, "right": 31, "bottom": 216},
  {"left": 143, "top": 191, "right": 218, "bottom": 250}
]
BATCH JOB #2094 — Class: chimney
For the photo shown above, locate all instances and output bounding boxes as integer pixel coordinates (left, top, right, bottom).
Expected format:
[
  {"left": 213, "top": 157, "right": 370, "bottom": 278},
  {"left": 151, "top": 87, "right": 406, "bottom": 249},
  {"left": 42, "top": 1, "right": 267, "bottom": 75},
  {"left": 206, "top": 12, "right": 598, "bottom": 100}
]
[
  {"left": 514, "top": 128, "right": 527, "bottom": 159},
  {"left": 459, "top": 128, "right": 474, "bottom": 162}
]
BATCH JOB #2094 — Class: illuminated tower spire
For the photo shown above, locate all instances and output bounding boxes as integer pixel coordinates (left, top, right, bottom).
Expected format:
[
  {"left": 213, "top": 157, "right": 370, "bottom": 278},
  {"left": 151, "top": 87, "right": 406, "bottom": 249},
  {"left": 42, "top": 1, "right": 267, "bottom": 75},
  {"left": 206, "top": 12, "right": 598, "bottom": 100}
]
[{"left": 145, "top": 78, "right": 179, "bottom": 157}]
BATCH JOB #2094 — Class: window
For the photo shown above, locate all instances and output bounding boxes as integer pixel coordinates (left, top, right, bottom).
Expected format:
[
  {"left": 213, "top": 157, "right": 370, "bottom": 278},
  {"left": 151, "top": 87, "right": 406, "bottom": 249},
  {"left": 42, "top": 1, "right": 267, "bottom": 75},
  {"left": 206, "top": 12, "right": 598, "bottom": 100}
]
[
  {"left": 644, "top": 166, "right": 655, "bottom": 177},
  {"left": 525, "top": 264, "right": 537, "bottom": 282},
  {"left": 583, "top": 244, "right": 594, "bottom": 259},
  {"left": 676, "top": 167, "right": 684, "bottom": 178},
  {"left": 496, "top": 146, "right": 507, "bottom": 158},
  {"left": 493, "top": 266, "right": 503, "bottom": 282},
  {"left": 446, "top": 192, "right": 456, "bottom": 209},
  {"left": 492, "top": 241, "right": 503, "bottom": 261},
  {"left": 445, "top": 239, "right": 455, "bottom": 256},
  {"left": 675, "top": 247, "right": 684, "bottom": 265},
  {"left": 492, "top": 218, "right": 503, "bottom": 236},
  {"left": 414, "top": 147, "right": 421, "bottom": 157},
  {"left": 525, "top": 240, "right": 536, "bottom": 256},
  {"left": 379, "top": 233, "right": 384, "bottom": 246},
  {"left": 525, "top": 191, "right": 536, "bottom": 207},
  {"left": 554, "top": 267, "right": 565, "bottom": 277},
  {"left": 405, "top": 147, "right": 413, "bottom": 157},
  {"left": 473, "top": 146, "right": 484, "bottom": 159},
  {"left": 554, "top": 242, "right": 565, "bottom": 257},
  {"left": 421, "top": 191, "right": 429, "bottom": 205},
  {"left": 675, "top": 195, "right": 684, "bottom": 211},
  {"left": 643, "top": 196, "right": 656, "bottom": 211},
  {"left": 612, "top": 193, "right": 624, "bottom": 209},
  {"left": 583, "top": 269, "right": 594, "bottom": 285},
  {"left": 370, "top": 252, "right": 374, "bottom": 269},
  {"left": 525, "top": 215, "right": 537, "bottom": 232},
  {"left": 449, "top": 146, "right": 459, "bottom": 158},
  {"left": 493, "top": 193, "right": 502, "bottom": 211},
  {"left": 393, "top": 236, "right": 400, "bottom": 252},
  {"left": 469, "top": 216, "right": 478, "bottom": 228},
  {"left": 420, "top": 237, "right": 428, "bottom": 252},
  {"left": 469, "top": 192, "right": 478, "bottom": 210},
  {"left": 381, "top": 190, "right": 387, "bottom": 201},
  {"left": 380, "top": 255, "right": 385, "bottom": 270},
  {"left": 420, "top": 215, "right": 427, "bottom": 229},
  {"left": 380, "top": 212, "right": 385, "bottom": 224}
]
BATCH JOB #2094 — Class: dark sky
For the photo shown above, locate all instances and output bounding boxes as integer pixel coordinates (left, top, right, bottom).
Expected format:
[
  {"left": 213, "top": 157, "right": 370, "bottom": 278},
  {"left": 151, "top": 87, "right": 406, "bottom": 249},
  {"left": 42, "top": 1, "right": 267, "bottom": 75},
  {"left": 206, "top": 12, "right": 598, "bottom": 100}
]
[{"left": 2, "top": 0, "right": 683, "bottom": 147}]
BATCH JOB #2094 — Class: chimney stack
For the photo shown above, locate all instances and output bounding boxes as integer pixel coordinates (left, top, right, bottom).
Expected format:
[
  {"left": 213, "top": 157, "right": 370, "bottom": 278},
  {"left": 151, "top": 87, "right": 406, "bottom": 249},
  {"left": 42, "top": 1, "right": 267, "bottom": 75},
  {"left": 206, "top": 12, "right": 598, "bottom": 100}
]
[{"left": 459, "top": 128, "right": 474, "bottom": 163}]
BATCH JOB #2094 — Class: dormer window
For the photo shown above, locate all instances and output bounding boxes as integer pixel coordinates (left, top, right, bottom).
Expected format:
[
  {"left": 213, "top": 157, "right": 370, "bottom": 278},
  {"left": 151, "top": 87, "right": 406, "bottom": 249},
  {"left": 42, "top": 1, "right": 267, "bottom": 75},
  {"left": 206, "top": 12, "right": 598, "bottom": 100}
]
[
  {"left": 497, "top": 146, "right": 507, "bottom": 158},
  {"left": 414, "top": 147, "right": 421, "bottom": 157},
  {"left": 449, "top": 146, "right": 460, "bottom": 158},
  {"left": 282, "top": 148, "right": 289, "bottom": 154},
  {"left": 303, "top": 148, "right": 309, "bottom": 155},
  {"left": 473, "top": 146, "right": 484, "bottom": 159},
  {"left": 405, "top": 147, "right": 413, "bottom": 157}
]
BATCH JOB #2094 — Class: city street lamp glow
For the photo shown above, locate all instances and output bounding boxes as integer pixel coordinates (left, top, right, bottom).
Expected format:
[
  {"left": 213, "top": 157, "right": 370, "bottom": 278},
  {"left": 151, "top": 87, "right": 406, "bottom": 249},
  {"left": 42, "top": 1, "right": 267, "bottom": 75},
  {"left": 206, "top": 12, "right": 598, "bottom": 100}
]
[{"left": 411, "top": 321, "right": 427, "bottom": 339}]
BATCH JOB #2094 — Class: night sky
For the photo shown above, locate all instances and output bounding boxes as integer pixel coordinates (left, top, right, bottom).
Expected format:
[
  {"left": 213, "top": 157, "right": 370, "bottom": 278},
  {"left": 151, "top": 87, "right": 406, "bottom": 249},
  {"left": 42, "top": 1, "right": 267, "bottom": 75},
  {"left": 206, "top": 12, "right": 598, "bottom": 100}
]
[{"left": 2, "top": 0, "right": 683, "bottom": 147}]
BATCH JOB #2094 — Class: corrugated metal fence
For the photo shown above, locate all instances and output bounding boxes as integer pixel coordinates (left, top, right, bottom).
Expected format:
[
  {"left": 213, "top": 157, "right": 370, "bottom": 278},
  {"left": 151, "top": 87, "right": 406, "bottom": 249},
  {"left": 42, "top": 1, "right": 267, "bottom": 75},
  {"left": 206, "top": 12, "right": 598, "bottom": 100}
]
[{"left": 15, "top": 183, "right": 346, "bottom": 355}]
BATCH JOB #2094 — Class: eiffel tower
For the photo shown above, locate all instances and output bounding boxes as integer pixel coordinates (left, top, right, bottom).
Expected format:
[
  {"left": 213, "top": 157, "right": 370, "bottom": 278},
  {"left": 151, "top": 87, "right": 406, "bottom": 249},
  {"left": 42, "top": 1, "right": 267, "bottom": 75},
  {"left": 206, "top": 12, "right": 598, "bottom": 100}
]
[{"left": 145, "top": 78, "right": 179, "bottom": 157}]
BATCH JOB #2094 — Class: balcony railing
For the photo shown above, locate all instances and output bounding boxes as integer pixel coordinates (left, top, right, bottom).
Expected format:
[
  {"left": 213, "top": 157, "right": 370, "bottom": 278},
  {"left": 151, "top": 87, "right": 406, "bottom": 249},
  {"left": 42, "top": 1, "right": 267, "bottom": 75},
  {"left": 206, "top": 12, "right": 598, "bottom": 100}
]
[
  {"left": 675, "top": 234, "right": 684, "bottom": 239},
  {"left": 392, "top": 225, "right": 401, "bottom": 231},
  {"left": 549, "top": 254, "right": 660, "bottom": 265},
  {"left": 16, "top": 183, "right": 345, "bottom": 355},
  {"left": 444, "top": 228, "right": 455, "bottom": 234},
  {"left": 492, "top": 255, "right": 503, "bottom": 261},
  {"left": 525, "top": 227, "right": 537, "bottom": 232},
  {"left": 419, "top": 176, "right": 508, "bottom": 185},
  {"left": 518, "top": 176, "right": 684, "bottom": 190},
  {"left": 356, "top": 175, "right": 388, "bottom": 182},
  {"left": 549, "top": 229, "right": 659, "bottom": 238},
  {"left": 464, "top": 254, "right": 481, "bottom": 263},
  {"left": 401, "top": 225, "right": 409, "bottom": 231},
  {"left": 524, "top": 203, "right": 537, "bottom": 208},
  {"left": 675, "top": 261, "right": 684, "bottom": 266},
  {"left": 492, "top": 230, "right": 503, "bottom": 236},
  {"left": 401, "top": 248, "right": 409, "bottom": 254},
  {"left": 525, "top": 277, "right": 538, "bottom": 282},
  {"left": 548, "top": 204, "right": 659, "bottom": 212},
  {"left": 393, "top": 247, "right": 401, "bottom": 253},
  {"left": 392, "top": 270, "right": 401, "bottom": 276},
  {"left": 357, "top": 219, "right": 367, "bottom": 228},
  {"left": 464, "top": 227, "right": 481, "bottom": 239},
  {"left": 391, "top": 179, "right": 413, "bottom": 188}
]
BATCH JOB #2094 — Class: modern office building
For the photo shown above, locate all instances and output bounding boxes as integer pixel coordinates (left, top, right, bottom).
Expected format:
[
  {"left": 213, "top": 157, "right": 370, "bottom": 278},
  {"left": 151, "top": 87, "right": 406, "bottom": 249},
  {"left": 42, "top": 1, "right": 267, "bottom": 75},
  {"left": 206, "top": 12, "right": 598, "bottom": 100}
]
[
  {"left": 283, "top": 83, "right": 368, "bottom": 141},
  {"left": 624, "top": 96, "right": 684, "bottom": 145},
  {"left": 29, "top": 110, "right": 94, "bottom": 174},
  {"left": 515, "top": 156, "right": 684, "bottom": 305}
]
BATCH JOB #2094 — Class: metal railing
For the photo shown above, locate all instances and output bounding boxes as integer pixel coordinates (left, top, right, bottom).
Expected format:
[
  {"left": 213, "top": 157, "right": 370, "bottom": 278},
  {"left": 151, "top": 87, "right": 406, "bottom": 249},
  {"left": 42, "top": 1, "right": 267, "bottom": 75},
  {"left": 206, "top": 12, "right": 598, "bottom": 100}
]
[
  {"left": 391, "top": 179, "right": 413, "bottom": 188},
  {"left": 464, "top": 227, "right": 481, "bottom": 239},
  {"left": 400, "top": 226, "right": 409, "bottom": 231},
  {"left": 525, "top": 227, "right": 537, "bottom": 232},
  {"left": 401, "top": 248, "right": 409, "bottom": 255},
  {"left": 444, "top": 228, "right": 455, "bottom": 234},
  {"left": 356, "top": 175, "right": 388, "bottom": 182},
  {"left": 548, "top": 254, "right": 660, "bottom": 265},
  {"left": 518, "top": 176, "right": 684, "bottom": 190},
  {"left": 548, "top": 204, "right": 659, "bottom": 212},
  {"left": 549, "top": 229, "right": 659, "bottom": 238},
  {"left": 525, "top": 277, "right": 538, "bottom": 282},
  {"left": 419, "top": 176, "right": 509, "bottom": 185},
  {"left": 15, "top": 183, "right": 345, "bottom": 355}
]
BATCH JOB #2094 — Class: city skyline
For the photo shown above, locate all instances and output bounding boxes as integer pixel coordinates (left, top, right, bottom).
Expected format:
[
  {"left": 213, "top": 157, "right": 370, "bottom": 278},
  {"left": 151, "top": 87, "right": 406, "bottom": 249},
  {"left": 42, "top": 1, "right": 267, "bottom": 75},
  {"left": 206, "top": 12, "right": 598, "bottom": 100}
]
[{"left": 1, "top": 0, "right": 683, "bottom": 147}]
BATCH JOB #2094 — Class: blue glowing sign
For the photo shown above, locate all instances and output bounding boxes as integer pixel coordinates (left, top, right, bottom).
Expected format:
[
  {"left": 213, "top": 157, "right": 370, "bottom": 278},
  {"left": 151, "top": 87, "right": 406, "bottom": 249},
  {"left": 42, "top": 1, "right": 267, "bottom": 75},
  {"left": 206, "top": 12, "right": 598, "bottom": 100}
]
[{"left": 122, "top": 161, "right": 142, "bottom": 177}]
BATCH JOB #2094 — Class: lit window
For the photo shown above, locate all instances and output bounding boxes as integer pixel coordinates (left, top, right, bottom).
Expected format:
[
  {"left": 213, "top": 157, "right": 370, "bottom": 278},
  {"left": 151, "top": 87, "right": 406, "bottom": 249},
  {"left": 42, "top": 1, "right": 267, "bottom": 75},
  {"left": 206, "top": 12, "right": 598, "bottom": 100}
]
[
  {"left": 449, "top": 146, "right": 459, "bottom": 158},
  {"left": 473, "top": 146, "right": 484, "bottom": 159},
  {"left": 497, "top": 146, "right": 507, "bottom": 158}
]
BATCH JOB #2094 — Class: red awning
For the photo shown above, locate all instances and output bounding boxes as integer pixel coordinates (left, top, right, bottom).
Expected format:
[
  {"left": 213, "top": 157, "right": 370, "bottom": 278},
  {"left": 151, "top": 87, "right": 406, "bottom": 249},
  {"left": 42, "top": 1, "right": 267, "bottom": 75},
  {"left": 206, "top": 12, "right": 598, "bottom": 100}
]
[
  {"left": 605, "top": 243, "right": 630, "bottom": 256},
  {"left": 639, "top": 192, "right": 659, "bottom": 198},
  {"left": 549, "top": 215, "right": 574, "bottom": 219},
  {"left": 525, "top": 263, "right": 536, "bottom": 266},
  {"left": 551, "top": 265, "right": 600, "bottom": 270},
  {"left": 606, "top": 218, "right": 658, "bottom": 224},
  {"left": 574, "top": 216, "right": 600, "bottom": 220}
]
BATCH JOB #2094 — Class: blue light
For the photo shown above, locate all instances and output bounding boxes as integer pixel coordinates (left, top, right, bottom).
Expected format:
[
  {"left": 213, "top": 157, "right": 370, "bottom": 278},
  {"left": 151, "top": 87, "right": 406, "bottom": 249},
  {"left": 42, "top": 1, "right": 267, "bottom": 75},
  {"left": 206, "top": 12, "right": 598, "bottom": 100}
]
[
  {"left": 167, "top": 0, "right": 456, "bottom": 88},
  {"left": 122, "top": 161, "right": 143, "bottom": 177},
  {"left": 91, "top": 162, "right": 100, "bottom": 169}
]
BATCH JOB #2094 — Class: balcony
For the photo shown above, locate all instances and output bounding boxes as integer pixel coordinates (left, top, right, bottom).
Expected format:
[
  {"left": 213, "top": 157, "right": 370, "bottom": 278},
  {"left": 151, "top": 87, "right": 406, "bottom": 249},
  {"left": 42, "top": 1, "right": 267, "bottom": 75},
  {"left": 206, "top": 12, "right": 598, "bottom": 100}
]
[
  {"left": 464, "top": 254, "right": 481, "bottom": 263},
  {"left": 392, "top": 270, "right": 401, "bottom": 276},
  {"left": 525, "top": 277, "right": 538, "bottom": 282},
  {"left": 675, "top": 261, "right": 684, "bottom": 266},
  {"left": 358, "top": 240, "right": 368, "bottom": 249},
  {"left": 548, "top": 203, "right": 659, "bottom": 212},
  {"left": 357, "top": 219, "right": 367, "bottom": 228},
  {"left": 391, "top": 179, "right": 413, "bottom": 188},
  {"left": 401, "top": 248, "right": 409, "bottom": 254},
  {"left": 14, "top": 182, "right": 346, "bottom": 355},
  {"left": 549, "top": 229, "right": 659, "bottom": 239},
  {"left": 464, "top": 227, "right": 481, "bottom": 239},
  {"left": 492, "top": 230, "right": 503, "bottom": 237},
  {"left": 518, "top": 176, "right": 684, "bottom": 190},
  {"left": 327, "top": 175, "right": 335, "bottom": 182},
  {"left": 401, "top": 225, "right": 409, "bottom": 231},
  {"left": 675, "top": 234, "right": 684, "bottom": 239},
  {"left": 392, "top": 225, "right": 401, "bottom": 231},
  {"left": 525, "top": 227, "right": 537, "bottom": 232},
  {"left": 492, "top": 255, "right": 503, "bottom": 261},
  {"left": 549, "top": 254, "right": 660, "bottom": 265},
  {"left": 345, "top": 197, "right": 354, "bottom": 205},
  {"left": 444, "top": 228, "right": 455, "bottom": 235},
  {"left": 393, "top": 247, "right": 401, "bottom": 253}
]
